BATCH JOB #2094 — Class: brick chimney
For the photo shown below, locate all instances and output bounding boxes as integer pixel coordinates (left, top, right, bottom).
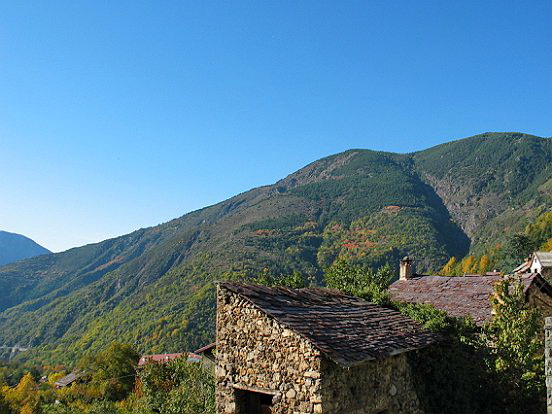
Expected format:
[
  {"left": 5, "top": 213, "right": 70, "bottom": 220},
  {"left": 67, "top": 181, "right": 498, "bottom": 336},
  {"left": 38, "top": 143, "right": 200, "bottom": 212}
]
[{"left": 399, "top": 256, "right": 413, "bottom": 280}]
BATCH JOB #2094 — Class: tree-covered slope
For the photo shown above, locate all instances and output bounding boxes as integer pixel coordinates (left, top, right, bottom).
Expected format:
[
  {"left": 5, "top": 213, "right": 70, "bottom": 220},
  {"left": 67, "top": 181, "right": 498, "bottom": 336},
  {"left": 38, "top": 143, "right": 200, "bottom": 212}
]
[
  {"left": 0, "top": 231, "right": 50, "bottom": 266},
  {"left": 413, "top": 132, "right": 552, "bottom": 251},
  {"left": 0, "top": 132, "right": 549, "bottom": 363}
]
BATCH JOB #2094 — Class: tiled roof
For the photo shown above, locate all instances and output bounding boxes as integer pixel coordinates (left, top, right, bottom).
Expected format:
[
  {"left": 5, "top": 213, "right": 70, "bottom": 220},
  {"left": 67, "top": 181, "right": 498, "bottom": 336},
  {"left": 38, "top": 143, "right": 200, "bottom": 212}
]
[
  {"left": 535, "top": 252, "right": 552, "bottom": 267},
  {"left": 513, "top": 259, "right": 531, "bottom": 273},
  {"left": 138, "top": 353, "right": 185, "bottom": 367},
  {"left": 54, "top": 371, "right": 85, "bottom": 387},
  {"left": 219, "top": 282, "right": 437, "bottom": 367},
  {"left": 388, "top": 273, "right": 550, "bottom": 326},
  {"left": 194, "top": 342, "right": 216, "bottom": 354}
]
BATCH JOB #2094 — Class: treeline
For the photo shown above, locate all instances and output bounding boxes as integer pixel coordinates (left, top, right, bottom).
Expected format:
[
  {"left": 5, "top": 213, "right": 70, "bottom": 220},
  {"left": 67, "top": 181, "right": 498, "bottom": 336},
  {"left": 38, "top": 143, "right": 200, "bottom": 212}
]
[
  {"left": 440, "top": 211, "right": 552, "bottom": 276},
  {"left": 2, "top": 249, "right": 548, "bottom": 413},
  {"left": 0, "top": 342, "right": 214, "bottom": 414}
]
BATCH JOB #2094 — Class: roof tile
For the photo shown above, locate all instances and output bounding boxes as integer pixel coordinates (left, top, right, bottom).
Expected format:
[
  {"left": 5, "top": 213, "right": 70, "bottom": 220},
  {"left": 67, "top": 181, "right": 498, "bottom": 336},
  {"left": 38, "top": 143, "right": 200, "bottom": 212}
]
[{"left": 219, "top": 282, "right": 436, "bottom": 367}]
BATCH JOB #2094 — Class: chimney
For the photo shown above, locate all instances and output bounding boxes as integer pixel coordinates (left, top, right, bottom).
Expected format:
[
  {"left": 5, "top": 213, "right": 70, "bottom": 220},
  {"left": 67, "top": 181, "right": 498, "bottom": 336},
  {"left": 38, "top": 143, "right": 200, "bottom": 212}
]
[{"left": 399, "top": 256, "right": 413, "bottom": 280}]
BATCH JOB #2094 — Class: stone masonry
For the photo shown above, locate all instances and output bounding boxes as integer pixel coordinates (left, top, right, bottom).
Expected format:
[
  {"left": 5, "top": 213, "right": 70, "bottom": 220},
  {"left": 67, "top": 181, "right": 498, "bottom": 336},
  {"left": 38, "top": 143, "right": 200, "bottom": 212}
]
[
  {"left": 215, "top": 282, "right": 435, "bottom": 414},
  {"left": 216, "top": 287, "right": 324, "bottom": 413},
  {"left": 546, "top": 317, "right": 552, "bottom": 414}
]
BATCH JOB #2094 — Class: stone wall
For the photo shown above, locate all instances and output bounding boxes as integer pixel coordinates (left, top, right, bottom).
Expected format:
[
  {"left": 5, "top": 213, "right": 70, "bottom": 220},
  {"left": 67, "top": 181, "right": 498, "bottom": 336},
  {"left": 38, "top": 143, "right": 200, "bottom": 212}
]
[
  {"left": 216, "top": 286, "right": 324, "bottom": 413},
  {"left": 527, "top": 286, "right": 552, "bottom": 323},
  {"left": 216, "top": 285, "right": 425, "bottom": 414},
  {"left": 546, "top": 317, "right": 552, "bottom": 414},
  {"left": 321, "top": 354, "right": 424, "bottom": 414}
]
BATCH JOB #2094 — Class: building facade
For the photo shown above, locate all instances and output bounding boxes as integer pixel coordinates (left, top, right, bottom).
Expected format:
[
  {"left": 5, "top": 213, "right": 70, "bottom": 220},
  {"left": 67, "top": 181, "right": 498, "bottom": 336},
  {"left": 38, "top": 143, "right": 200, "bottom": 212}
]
[{"left": 216, "top": 282, "right": 435, "bottom": 414}]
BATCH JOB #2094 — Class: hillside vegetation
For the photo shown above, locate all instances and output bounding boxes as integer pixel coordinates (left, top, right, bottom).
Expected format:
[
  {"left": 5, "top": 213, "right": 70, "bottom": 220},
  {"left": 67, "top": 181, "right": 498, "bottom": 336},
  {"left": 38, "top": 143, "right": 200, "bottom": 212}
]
[{"left": 0, "top": 132, "right": 550, "bottom": 364}]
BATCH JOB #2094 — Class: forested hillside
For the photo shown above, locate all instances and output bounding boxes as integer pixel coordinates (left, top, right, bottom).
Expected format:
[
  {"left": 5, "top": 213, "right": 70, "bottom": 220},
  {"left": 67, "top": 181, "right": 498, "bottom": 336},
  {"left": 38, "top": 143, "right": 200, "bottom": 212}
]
[
  {"left": 0, "top": 231, "right": 50, "bottom": 266},
  {"left": 0, "top": 132, "right": 550, "bottom": 364}
]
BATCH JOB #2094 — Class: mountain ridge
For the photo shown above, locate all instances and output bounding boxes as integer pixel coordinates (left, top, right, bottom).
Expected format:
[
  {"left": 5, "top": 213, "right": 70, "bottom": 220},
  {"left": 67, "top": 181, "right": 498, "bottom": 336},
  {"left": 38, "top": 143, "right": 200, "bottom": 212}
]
[
  {"left": 0, "top": 231, "right": 51, "bottom": 267},
  {"left": 0, "top": 132, "right": 550, "bottom": 362}
]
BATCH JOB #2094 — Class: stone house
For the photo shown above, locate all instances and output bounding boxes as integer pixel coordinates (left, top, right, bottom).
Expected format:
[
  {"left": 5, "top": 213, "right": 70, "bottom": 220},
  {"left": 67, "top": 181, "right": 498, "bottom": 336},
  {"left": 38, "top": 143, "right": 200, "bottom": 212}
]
[
  {"left": 389, "top": 259, "right": 552, "bottom": 326},
  {"left": 216, "top": 282, "right": 436, "bottom": 414}
]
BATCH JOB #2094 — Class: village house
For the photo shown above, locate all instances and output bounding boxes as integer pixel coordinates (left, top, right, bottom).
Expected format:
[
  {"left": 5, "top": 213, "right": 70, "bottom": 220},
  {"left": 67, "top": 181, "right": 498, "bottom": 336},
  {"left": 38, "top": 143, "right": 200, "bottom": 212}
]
[
  {"left": 215, "top": 282, "right": 436, "bottom": 414},
  {"left": 138, "top": 353, "right": 185, "bottom": 367},
  {"left": 195, "top": 342, "right": 216, "bottom": 369},
  {"left": 137, "top": 351, "right": 209, "bottom": 368},
  {"left": 514, "top": 251, "right": 552, "bottom": 279},
  {"left": 54, "top": 371, "right": 87, "bottom": 389},
  {"left": 389, "top": 257, "right": 552, "bottom": 326}
]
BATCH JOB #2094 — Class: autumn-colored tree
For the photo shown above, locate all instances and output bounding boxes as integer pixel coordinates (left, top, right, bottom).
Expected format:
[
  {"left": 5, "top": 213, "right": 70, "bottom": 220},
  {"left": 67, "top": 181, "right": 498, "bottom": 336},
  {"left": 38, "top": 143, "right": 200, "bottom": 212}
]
[
  {"left": 541, "top": 237, "right": 552, "bottom": 252},
  {"left": 478, "top": 255, "right": 490, "bottom": 274},
  {"left": 440, "top": 257, "right": 457, "bottom": 276},
  {"left": 460, "top": 256, "right": 475, "bottom": 274},
  {"left": 2, "top": 373, "right": 39, "bottom": 414}
]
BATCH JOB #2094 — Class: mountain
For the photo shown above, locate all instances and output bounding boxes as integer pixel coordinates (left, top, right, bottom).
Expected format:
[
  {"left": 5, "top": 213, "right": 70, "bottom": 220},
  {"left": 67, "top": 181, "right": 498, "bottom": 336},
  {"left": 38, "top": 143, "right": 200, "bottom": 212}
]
[
  {"left": 0, "top": 132, "right": 550, "bottom": 363},
  {"left": 0, "top": 231, "right": 50, "bottom": 266}
]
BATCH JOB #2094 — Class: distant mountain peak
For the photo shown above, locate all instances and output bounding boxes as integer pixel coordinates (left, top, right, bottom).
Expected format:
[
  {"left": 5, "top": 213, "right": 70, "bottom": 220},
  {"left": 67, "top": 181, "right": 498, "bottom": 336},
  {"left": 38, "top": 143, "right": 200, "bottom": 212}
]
[{"left": 0, "top": 231, "right": 51, "bottom": 266}]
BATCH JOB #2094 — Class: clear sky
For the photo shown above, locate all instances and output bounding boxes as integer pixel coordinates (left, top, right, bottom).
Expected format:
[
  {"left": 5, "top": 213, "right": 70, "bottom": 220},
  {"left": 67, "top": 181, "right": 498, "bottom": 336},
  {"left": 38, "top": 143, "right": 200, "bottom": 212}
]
[{"left": 1, "top": 1, "right": 551, "bottom": 252}]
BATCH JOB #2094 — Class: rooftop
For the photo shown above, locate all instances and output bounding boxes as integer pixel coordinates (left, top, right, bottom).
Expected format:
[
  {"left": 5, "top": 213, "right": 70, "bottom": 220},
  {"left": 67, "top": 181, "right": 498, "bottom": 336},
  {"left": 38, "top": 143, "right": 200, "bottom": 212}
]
[
  {"left": 535, "top": 252, "right": 552, "bottom": 267},
  {"left": 138, "top": 353, "right": 186, "bottom": 367},
  {"left": 388, "top": 273, "right": 551, "bottom": 326},
  {"left": 219, "top": 282, "right": 436, "bottom": 367},
  {"left": 54, "top": 371, "right": 85, "bottom": 387}
]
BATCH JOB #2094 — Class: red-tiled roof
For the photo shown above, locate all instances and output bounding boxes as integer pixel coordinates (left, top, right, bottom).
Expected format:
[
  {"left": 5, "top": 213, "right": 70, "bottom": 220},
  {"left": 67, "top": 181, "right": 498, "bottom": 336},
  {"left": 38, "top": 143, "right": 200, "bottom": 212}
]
[
  {"left": 138, "top": 353, "right": 184, "bottom": 367},
  {"left": 388, "top": 273, "right": 550, "bottom": 326},
  {"left": 219, "top": 282, "right": 437, "bottom": 367}
]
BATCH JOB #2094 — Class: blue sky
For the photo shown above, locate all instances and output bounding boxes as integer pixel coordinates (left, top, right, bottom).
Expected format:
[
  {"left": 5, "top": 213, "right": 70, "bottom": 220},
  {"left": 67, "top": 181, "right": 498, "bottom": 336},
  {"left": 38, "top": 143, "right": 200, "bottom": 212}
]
[{"left": 1, "top": 1, "right": 551, "bottom": 252}]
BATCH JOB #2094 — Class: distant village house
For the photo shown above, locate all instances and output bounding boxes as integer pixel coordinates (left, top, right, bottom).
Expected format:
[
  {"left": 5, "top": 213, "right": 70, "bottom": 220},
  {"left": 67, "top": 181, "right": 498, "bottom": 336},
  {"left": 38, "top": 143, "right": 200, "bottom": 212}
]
[
  {"left": 514, "top": 251, "right": 552, "bottom": 279},
  {"left": 137, "top": 352, "right": 205, "bottom": 367},
  {"left": 138, "top": 353, "right": 185, "bottom": 367},
  {"left": 54, "top": 371, "right": 86, "bottom": 389},
  {"left": 215, "top": 282, "right": 436, "bottom": 414}
]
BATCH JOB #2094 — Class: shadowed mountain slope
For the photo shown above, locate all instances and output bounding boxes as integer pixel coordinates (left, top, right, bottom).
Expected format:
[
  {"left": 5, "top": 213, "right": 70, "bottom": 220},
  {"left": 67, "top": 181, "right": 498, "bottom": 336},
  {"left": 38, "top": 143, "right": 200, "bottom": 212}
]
[{"left": 0, "top": 231, "right": 50, "bottom": 266}]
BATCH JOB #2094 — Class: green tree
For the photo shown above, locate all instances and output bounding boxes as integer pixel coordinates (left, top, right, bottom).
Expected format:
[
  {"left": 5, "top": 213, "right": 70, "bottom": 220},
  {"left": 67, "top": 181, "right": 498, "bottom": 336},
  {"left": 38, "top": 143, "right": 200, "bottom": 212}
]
[
  {"left": 505, "top": 234, "right": 534, "bottom": 264},
  {"left": 485, "top": 275, "right": 544, "bottom": 413},
  {"left": 324, "top": 259, "right": 391, "bottom": 304},
  {"left": 0, "top": 391, "right": 11, "bottom": 414},
  {"left": 138, "top": 358, "right": 215, "bottom": 414},
  {"left": 324, "top": 258, "right": 371, "bottom": 295},
  {"left": 80, "top": 343, "right": 139, "bottom": 401}
]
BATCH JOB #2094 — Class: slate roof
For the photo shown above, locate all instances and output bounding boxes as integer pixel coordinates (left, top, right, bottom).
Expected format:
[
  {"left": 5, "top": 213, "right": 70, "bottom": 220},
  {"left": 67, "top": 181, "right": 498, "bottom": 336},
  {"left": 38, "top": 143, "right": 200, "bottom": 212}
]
[
  {"left": 535, "top": 252, "right": 552, "bottom": 267},
  {"left": 388, "top": 273, "right": 551, "bottom": 326},
  {"left": 194, "top": 342, "right": 216, "bottom": 354},
  {"left": 54, "top": 371, "right": 85, "bottom": 388},
  {"left": 219, "top": 282, "right": 436, "bottom": 367}
]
